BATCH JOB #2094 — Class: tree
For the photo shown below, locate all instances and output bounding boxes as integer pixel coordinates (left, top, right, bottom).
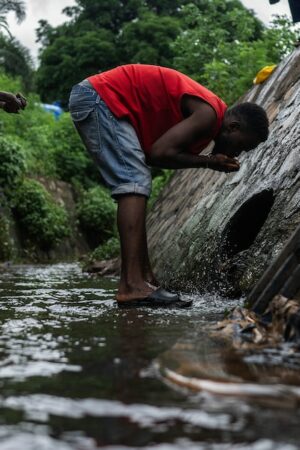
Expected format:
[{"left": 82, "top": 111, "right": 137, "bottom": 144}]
[
  {"left": 35, "top": 0, "right": 183, "bottom": 105},
  {"left": 67, "top": 0, "right": 143, "bottom": 31},
  {"left": 36, "top": 0, "right": 299, "bottom": 106},
  {"left": 62, "top": 0, "right": 189, "bottom": 26},
  {"left": 0, "top": 1, "right": 31, "bottom": 90},
  {"left": 173, "top": 1, "right": 263, "bottom": 79},
  {"left": 0, "top": 0, "right": 25, "bottom": 35},
  {"left": 36, "top": 27, "right": 118, "bottom": 105},
  {"left": 119, "top": 12, "right": 180, "bottom": 66},
  {"left": 0, "top": 33, "right": 33, "bottom": 90},
  {"left": 172, "top": 2, "right": 298, "bottom": 104},
  {"left": 145, "top": 0, "right": 188, "bottom": 15}
]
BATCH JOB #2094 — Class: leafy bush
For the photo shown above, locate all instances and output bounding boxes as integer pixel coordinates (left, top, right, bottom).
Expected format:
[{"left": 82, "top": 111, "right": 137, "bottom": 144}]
[
  {"left": 0, "top": 215, "right": 14, "bottom": 261},
  {"left": 14, "top": 178, "right": 70, "bottom": 250},
  {"left": 173, "top": 6, "right": 299, "bottom": 104},
  {"left": 148, "top": 170, "right": 173, "bottom": 209},
  {"left": 0, "top": 72, "right": 57, "bottom": 177},
  {"left": 51, "top": 114, "right": 99, "bottom": 186},
  {"left": 201, "top": 17, "right": 299, "bottom": 104},
  {"left": 0, "top": 33, "right": 34, "bottom": 91},
  {"left": 90, "top": 237, "right": 120, "bottom": 261},
  {"left": 0, "top": 136, "right": 26, "bottom": 195},
  {"left": 77, "top": 185, "right": 116, "bottom": 247},
  {"left": 0, "top": 70, "right": 100, "bottom": 186}
]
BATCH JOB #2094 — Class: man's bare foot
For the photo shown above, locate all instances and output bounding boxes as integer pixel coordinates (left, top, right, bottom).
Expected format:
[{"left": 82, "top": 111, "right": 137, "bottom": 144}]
[
  {"left": 117, "top": 286, "right": 191, "bottom": 308},
  {"left": 116, "top": 281, "right": 155, "bottom": 303}
]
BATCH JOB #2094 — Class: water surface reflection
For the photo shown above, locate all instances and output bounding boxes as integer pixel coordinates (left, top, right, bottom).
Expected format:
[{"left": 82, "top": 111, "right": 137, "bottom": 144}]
[{"left": 0, "top": 264, "right": 299, "bottom": 449}]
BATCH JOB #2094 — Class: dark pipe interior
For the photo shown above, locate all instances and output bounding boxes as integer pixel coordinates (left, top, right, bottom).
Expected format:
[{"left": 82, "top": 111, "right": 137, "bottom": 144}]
[{"left": 222, "top": 190, "right": 275, "bottom": 258}]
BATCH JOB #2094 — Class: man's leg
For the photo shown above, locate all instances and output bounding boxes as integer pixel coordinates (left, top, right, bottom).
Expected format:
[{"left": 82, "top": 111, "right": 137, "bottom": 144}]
[{"left": 116, "top": 194, "right": 155, "bottom": 301}]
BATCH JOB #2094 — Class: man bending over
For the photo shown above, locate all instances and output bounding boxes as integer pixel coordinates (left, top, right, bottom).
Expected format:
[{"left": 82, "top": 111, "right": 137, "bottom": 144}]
[{"left": 69, "top": 64, "right": 269, "bottom": 308}]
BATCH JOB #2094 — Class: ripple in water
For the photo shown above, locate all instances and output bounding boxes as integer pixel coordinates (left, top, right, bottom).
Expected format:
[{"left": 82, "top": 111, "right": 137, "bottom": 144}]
[{"left": 0, "top": 263, "right": 298, "bottom": 449}]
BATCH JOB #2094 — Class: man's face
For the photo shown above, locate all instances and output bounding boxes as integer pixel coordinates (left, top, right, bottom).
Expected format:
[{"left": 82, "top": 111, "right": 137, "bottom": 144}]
[{"left": 213, "top": 122, "right": 261, "bottom": 158}]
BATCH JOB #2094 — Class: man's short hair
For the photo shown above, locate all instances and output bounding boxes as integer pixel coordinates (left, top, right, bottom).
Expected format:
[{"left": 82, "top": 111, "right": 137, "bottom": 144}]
[{"left": 227, "top": 102, "right": 269, "bottom": 142}]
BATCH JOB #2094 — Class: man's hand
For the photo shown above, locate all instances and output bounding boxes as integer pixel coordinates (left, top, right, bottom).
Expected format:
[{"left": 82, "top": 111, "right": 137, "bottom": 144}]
[
  {"left": 207, "top": 154, "right": 240, "bottom": 172},
  {"left": 1, "top": 92, "right": 27, "bottom": 114}
]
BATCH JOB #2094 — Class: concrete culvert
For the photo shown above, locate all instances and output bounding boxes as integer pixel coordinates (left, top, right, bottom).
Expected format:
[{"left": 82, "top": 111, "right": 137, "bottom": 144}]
[{"left": 218, "top": 190, "right": 275, "bottom": 297}]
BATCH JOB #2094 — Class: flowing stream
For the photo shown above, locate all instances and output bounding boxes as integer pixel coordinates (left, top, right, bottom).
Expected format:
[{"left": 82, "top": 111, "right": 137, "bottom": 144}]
[{"left": 0, "top": 263, "right": 299, "bottom": 449}]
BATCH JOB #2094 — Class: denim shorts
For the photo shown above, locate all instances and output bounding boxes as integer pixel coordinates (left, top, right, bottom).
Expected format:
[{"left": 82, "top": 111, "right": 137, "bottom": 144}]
[{"left": 68, "top": 80, "right": 152, "bottom": 198}]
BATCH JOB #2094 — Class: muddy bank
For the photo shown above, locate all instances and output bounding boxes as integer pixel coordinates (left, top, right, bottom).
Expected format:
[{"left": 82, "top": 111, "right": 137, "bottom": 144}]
[{"left": 0, "top": 177, "right": 90, "bottom": 263}]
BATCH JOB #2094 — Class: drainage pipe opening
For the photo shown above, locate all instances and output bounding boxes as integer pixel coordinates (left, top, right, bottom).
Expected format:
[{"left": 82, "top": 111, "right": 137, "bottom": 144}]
[{"left": 222, "top": 190, "right": 275, "bottom": 259}]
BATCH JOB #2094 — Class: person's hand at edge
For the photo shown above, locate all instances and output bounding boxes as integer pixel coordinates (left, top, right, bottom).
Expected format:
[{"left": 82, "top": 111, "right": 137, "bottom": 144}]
[
  {"left": 206, "top": 153, "right": 240, "bottom": 172},
  {"left": 0, "top": 92, "right": 26, "bottom": 114},
  {"left": 16, "top": 93, "right": 27, "bottom": 109}
]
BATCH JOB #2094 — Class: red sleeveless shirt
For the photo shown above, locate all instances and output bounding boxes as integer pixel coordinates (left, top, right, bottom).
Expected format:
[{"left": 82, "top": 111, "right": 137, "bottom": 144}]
[{"left": 88, "top": 64, "right": 227, "bottom": 154}]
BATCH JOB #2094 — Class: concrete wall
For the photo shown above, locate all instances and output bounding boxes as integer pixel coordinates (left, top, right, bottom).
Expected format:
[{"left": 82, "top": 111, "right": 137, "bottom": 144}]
[{"left": 147, "top": 48, "right": 300, "bottom": 296}]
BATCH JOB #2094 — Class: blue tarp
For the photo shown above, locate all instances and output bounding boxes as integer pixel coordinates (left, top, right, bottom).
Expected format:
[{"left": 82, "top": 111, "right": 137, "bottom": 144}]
[{"left": 41, "top": 103, "right": 63, "bottom": 120}]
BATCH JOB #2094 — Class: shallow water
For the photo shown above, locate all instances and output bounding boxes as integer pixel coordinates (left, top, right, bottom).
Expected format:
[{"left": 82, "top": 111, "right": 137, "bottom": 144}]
[{"left": 0, "top": 263, "right": 299, "bottom": 449}]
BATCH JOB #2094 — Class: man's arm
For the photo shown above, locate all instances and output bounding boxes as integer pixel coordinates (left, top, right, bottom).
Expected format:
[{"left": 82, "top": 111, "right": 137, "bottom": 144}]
[
  {"left": 146, "top": 101, "right": 239, "bottom": 172},
  {"left": 0, "top": 91, "right": 27, "bottom": 113}
]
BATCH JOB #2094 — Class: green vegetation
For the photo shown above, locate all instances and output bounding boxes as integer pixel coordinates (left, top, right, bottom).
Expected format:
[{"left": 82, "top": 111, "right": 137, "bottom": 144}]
[
  {"left": 173, "top": 5, "right": 299, "bottom": 103},
  {"left": 14, "top": 179, "right": 70, "bottom": 250},
  {"left": 36, "top": 0, "right": 299, "bottom": 106},
  {"left": 0, "top": 71, "right": 110, "bottom": 258},
  {"left": 0, "top": 0, "right": 26, "bottom": 36},
  {"left": 0, "top": 136, "right": 26, "bottom": 195},
  {"left": 77, "top": 186, "right": 117, "bottom": 248},
  {"left": 0, "top": 34, "right": 33, "bottom": 90},
  {"left": 0, "top": 214, "right": 14, "bottom": 260},
  {"left": 50, "top": 114, "right": 98, "bottom": 186},
  {"left": 90, "top": 237, "right": 120, "bottom": 262},
  {"left": 0, "top": 2, "right": 32, "bottom": 89},
  {"left": 149, "top": 170, "right": 173, "bottom": 209}
]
